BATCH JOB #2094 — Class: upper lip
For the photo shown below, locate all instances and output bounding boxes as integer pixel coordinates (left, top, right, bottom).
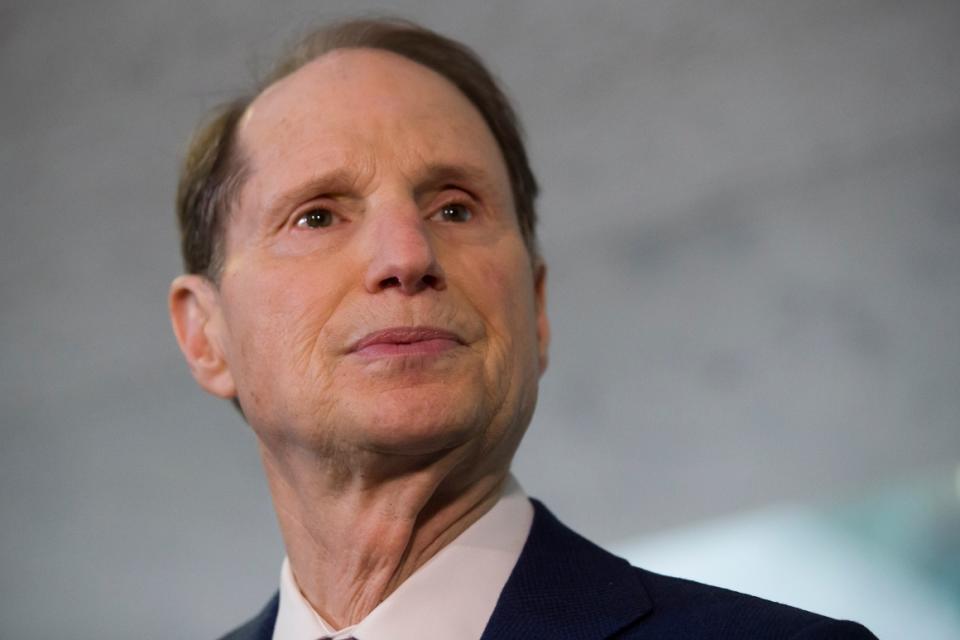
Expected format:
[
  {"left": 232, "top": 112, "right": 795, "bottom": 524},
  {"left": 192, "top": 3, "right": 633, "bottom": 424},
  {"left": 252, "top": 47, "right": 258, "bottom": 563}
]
[{"left": 349, "top": 326, "right": 465, "bottom": 352}]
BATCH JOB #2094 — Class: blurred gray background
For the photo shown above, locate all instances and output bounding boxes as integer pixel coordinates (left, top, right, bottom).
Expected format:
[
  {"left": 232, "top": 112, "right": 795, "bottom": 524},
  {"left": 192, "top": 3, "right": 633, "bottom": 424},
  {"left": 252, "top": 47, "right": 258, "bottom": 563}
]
[{"left": 2, "top": 1, "right": 958, "bottom": 637}]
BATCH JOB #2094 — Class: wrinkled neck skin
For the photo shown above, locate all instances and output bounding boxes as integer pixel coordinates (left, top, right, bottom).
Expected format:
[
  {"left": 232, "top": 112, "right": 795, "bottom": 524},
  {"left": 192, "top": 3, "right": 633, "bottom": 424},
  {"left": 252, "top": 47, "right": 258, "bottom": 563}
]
[{"left": 258, "top": 435, "right": 513, "bottom": 630}]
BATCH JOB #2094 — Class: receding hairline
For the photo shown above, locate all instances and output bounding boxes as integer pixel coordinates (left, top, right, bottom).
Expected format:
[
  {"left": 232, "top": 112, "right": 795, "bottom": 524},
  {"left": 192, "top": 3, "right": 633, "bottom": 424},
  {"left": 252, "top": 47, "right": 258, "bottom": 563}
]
[{"left": 239, "top": 46, "right": 493, "bottom": 141}]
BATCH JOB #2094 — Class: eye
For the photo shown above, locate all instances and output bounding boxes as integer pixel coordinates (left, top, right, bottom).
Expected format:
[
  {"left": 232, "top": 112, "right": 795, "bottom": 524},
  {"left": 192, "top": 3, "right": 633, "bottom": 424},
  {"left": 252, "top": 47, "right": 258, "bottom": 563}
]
[
  {"left": 432, "top": 202, "right": 473, "bottom": 223},
  {"left": 295, "top": 208, "right": 337, "bottom": 229}
]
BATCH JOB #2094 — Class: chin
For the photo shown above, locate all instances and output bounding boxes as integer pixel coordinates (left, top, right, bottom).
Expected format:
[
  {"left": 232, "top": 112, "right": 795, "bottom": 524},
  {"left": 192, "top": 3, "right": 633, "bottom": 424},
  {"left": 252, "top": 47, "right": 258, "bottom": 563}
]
[{"left": 349, "top": 387, "right": 491, "bottom": 455}]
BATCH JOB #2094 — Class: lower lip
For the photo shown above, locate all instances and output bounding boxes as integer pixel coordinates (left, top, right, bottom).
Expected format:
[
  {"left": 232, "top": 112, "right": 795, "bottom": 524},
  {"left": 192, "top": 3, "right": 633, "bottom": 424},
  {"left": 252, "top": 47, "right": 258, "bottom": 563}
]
[{"left": 353, "top": 338, "right": 461, "bottom": 358}]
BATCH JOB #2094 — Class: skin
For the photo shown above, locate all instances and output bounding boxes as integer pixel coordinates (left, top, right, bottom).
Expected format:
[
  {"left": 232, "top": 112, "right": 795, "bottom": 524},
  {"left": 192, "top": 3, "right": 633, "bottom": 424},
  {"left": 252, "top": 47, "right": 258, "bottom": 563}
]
[{"left": 169, "top": 48, "right": 549, "bottom": 628}]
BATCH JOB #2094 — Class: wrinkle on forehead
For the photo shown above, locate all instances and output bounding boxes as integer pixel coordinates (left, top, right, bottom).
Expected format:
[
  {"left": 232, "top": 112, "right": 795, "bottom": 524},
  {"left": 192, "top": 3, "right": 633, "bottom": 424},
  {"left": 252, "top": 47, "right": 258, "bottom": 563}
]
[{"left": 235, "top": 47, "right": 510, "bottom": 204}]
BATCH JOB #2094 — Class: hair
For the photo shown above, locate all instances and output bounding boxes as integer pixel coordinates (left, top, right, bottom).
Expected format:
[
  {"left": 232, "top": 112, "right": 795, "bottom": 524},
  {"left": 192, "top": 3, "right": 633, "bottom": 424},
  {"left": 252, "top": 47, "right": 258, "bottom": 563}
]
[{"left": 176, "top": 17, "right": 540, "bottom": 280}]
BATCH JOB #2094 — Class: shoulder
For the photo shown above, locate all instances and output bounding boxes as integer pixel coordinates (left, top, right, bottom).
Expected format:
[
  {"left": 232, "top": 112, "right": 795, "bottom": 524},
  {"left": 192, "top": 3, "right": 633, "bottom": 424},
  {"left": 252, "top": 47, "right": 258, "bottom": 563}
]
[
  {"left": 216, "top": 592, "right": 279, "bottom": 640},
  {"left": 629, "top": 568, "right": 876, "bottom": 638},
  {"left": 510, "top": 499, "right": 876, "bottom": 639}
]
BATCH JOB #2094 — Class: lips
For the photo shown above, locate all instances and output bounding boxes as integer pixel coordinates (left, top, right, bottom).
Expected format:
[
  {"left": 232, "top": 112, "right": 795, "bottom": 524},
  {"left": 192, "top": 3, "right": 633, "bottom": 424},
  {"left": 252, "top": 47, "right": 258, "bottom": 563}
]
[{"left": 349, "top": 326, "right": 465, "bottom": 358}]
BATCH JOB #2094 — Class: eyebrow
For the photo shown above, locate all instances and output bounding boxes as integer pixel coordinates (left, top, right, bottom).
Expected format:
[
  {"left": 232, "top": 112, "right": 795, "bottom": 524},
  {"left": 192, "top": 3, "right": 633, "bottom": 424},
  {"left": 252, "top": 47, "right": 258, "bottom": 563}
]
[
  {"left": 263, "top": 162, "right": 499, "bottom": 217},
  {"left": 415, "top": 163, "right": 497, "bottom": 195},
  {"left": 260, "top": 166, "right": 364, "bottom": 218}
]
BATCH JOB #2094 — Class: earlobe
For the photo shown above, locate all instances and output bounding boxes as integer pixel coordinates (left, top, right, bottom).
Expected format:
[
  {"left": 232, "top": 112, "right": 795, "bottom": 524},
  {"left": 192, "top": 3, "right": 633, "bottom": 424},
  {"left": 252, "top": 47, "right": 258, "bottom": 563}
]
[
  {"left": 168, "top": 275, "right": 237, "bottom": 399},
  {"left": 534, "top": 261, "right": 550, "bottom": 374}
]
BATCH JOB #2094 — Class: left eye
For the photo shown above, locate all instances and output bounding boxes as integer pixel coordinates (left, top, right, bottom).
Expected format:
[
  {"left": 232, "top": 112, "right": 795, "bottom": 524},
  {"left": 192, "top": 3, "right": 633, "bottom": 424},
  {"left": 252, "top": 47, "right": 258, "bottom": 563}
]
[
  {"left": 432, "top": 203, "right": 473, "bottom": 223},
  {"left": 295, "top": 208, "right": 337, "bottom": 229}
]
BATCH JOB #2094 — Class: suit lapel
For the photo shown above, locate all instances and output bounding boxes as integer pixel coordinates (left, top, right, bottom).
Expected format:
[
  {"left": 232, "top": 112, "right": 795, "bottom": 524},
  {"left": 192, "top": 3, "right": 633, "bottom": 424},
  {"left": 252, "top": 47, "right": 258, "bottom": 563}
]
[
  {"left": 219, "top": 592, "right": 279, "bottom": 640},
  {"left": 480, "top": 499, "right": 653, "bottom": 640}
]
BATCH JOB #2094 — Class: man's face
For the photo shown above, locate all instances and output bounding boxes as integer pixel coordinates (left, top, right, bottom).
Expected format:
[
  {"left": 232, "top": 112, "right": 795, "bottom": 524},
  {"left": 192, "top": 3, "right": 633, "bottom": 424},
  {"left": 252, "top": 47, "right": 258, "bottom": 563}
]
[{"left": 197, "top": 49, "right": 548, "bottom": 462}]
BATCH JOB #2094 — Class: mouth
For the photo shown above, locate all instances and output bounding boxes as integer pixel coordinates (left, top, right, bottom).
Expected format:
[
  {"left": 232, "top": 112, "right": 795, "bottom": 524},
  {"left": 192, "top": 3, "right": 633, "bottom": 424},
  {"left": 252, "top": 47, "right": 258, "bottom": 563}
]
[{"left": 349, "top": 326, "right": 465, "bottom": 358}]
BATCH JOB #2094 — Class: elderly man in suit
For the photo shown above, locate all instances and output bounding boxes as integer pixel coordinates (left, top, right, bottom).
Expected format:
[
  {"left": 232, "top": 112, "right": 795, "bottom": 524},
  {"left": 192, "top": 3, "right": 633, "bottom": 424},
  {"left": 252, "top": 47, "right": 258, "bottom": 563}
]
[{"left": 169, "top": 18, "right": 876, "bottom": 640}]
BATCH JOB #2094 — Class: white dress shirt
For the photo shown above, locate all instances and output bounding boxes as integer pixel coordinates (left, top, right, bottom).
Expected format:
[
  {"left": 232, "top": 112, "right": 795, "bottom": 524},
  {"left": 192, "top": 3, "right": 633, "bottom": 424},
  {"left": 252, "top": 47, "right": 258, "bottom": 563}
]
[{"left": 272, "top": 476, "right": 534, "bottom": 640}]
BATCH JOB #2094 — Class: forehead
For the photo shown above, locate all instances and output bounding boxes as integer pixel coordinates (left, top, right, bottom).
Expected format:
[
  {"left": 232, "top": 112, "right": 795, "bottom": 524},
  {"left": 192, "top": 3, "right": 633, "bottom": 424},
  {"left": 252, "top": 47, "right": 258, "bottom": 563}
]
[{"left": 236, "top": 48, "right": 508, "bottom": 192}]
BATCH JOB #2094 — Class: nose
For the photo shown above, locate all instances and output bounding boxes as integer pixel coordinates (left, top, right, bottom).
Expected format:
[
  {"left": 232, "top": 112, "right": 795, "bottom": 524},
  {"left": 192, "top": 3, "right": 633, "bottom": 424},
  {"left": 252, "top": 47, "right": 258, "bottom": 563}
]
[{"left": 363, "top": 208, "right": 446, "bottom": 295}]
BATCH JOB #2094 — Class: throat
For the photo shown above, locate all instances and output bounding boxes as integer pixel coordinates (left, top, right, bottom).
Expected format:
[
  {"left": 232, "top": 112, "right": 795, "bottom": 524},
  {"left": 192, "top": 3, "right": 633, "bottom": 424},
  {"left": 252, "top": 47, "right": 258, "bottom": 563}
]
[{"left": 273, "top": 468, "right": 510, "bottom": 628}]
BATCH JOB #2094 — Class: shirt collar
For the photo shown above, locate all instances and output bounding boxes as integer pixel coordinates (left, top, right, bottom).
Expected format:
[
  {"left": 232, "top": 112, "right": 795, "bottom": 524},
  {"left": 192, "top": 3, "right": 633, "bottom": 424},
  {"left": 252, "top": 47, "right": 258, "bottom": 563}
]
[{"left": 273, "top": 475, "right": 533, "bottom": 640}]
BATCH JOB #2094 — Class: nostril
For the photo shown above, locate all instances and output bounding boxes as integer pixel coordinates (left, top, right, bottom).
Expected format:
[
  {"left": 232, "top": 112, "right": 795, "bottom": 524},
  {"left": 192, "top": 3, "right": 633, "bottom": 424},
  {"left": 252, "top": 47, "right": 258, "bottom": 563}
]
[{"left": 374, "top": 273, "right": 443, "bottom": 293}]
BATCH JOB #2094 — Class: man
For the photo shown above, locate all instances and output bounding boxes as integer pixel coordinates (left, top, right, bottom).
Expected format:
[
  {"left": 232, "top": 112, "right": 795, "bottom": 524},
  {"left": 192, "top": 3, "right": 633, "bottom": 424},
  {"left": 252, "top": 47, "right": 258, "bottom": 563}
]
[{"left": 169, "top": 18, "right": 876, "bottom": 640}]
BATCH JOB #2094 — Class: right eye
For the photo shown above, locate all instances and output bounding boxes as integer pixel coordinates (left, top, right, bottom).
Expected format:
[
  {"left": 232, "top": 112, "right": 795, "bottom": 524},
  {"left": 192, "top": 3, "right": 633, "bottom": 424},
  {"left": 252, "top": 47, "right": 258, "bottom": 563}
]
[{"left": 295, "top": 208, "right": 337, "bottom": 229}]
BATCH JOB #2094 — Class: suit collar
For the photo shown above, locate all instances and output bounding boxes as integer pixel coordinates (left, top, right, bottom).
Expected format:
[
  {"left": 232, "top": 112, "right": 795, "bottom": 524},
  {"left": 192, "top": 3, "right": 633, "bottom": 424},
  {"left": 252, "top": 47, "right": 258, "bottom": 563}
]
[{"left": 481, "top": 499, "right": 653, "bottom": 639}]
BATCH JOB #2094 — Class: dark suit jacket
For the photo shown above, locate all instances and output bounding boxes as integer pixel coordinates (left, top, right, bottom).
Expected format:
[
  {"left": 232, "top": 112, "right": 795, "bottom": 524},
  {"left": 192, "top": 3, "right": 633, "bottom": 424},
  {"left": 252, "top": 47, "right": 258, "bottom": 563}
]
[{"left": 220, "top": 499, "right": 877, "bottom": 639}]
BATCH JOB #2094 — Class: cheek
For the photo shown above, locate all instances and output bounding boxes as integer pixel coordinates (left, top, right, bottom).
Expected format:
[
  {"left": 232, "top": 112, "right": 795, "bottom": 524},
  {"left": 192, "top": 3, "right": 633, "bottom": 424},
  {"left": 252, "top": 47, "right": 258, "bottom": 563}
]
[
  {"left": 221, "top": 262, "right": 349, "bottom": 403},
  {"left": 467, "top": 246, "right": 539, "bottom": 363}
]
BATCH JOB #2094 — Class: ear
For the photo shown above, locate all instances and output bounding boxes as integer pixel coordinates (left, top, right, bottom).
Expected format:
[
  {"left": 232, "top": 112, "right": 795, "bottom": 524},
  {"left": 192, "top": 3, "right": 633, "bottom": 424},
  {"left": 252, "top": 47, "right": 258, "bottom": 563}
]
[
  {"left": 533, "top": 260, "right": 550, "bottom": 375},
  {"left": 168, "top": 274, "right": 237, "bottom": 399}
]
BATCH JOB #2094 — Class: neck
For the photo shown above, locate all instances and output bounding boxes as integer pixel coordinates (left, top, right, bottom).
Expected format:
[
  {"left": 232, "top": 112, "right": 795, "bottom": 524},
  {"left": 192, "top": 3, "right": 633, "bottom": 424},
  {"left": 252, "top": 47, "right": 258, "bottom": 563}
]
[{"left": 259, "top": 442, "right": 510, "bottom": 629}]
